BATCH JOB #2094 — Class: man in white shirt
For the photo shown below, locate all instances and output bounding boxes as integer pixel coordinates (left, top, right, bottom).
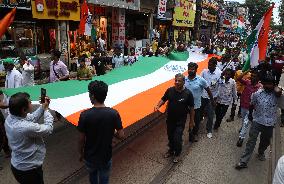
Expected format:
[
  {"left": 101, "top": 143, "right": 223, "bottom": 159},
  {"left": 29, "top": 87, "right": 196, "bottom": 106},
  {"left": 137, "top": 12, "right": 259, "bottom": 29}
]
[
  {"left": 19, "top": 56, "right": 34, "bottom": 86},
  {"left": 3, "top": 58, "right": 23, "bottom": 89},
  {"left": 98, "top": 34, "right": 106, "bottom": 52},
  {"left": 112, "top": 47, "right": 125, "bottom": 68},
  {"left": 190, "top": 41, "right": 204, "bottom": 53},
  {"left": 200, "top": 57, "right": 221, "bottom": 136},
  {"left": 5, "top": 92, "right": 53, "bottom": 184}
]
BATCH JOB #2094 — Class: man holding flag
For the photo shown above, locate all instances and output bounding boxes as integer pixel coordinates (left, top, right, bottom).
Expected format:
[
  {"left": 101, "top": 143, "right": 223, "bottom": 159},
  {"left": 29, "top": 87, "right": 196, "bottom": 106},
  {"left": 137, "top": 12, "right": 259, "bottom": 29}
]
[{"left": 236, "top": 4, "right": 278, "bottom": 170}]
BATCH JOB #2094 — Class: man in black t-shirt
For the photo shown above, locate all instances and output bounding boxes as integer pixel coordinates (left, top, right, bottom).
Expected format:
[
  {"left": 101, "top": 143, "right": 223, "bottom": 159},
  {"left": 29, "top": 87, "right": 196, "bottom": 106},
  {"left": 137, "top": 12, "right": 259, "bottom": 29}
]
[
  {"left": 155, "top": 73, "right": 195, "bottom": 163},
  {"left": 77, "top": 80, "right": 124, "bottom": 184},
  {"left": 91, "top": 54, "right": 107, "bottom": 76}
]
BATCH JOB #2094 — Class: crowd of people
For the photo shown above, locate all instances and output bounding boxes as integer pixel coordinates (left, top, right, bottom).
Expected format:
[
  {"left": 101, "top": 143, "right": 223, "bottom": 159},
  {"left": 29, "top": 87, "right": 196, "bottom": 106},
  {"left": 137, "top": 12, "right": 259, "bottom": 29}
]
[
  {"left": 155, "top": 31, "right": 284, "bottom": 179},
  {"left": 0, "top": 30, "right": 284, "bottom": 184}
]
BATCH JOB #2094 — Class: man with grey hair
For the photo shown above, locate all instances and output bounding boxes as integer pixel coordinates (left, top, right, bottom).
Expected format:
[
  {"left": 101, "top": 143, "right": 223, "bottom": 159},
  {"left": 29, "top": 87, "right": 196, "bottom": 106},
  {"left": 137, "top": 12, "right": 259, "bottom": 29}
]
[{"left": 155, "top": 73, "right": 195, "bottom": 163}]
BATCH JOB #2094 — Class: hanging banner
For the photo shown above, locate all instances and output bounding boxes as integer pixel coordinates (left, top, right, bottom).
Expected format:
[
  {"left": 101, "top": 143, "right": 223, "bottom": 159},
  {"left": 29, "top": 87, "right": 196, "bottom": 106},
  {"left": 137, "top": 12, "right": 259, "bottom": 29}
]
[
  {"left": 172, "top": 0, "right": 196, "bottom": 27},
  {"left": 112, "top": 8, "right": 125, "bottom": 49},
  {"left": 31, "top": 0, "right": 80, "bottom": 21},
  {"left": 99, "top": 17, "right": 107, "bottom": 37},
  {"left": 88, "top": 0, "right": 140, "bottom": 11},
  {"left": 201, "top": 9, "right": 217, "bottom": 23},
  {"left": 157, "top": 0, "right": 167, "bottom": 19}
]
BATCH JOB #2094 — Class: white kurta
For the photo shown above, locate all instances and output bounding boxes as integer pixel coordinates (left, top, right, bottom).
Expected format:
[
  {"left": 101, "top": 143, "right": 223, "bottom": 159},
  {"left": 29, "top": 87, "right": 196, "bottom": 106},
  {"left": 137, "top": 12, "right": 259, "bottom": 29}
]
[
  {"left": 5, "top": 67, "right": 23, "bottom": 89},
  {"left": 22, "top": 63, "right": 34, "bottom": 86}
]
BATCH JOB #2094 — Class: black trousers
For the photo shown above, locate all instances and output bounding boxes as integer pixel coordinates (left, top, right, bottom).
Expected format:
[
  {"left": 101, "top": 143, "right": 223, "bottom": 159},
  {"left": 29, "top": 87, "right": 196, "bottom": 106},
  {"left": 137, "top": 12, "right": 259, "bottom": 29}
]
[
  {"left": 214, "top": 103, "right": 229, "bottom": 129},
  {"left": 189, "top": 108, "right": 201, "bottom": 136},
  {"left": 166, "top": 118, "right": 186, "bottom": 156},
  {"left": 11, "top": 165, "right": 44, "bottom": 184},
  {"left": 0, "top": 112, "right": 10, "bottom": 154}
]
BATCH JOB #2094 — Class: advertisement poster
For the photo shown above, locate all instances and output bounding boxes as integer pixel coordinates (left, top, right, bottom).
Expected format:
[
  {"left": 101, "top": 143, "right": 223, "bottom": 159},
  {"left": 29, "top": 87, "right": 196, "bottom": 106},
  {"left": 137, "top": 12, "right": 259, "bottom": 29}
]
[{"left": 173, "top": 0, "right": 196, "bottom": 27}]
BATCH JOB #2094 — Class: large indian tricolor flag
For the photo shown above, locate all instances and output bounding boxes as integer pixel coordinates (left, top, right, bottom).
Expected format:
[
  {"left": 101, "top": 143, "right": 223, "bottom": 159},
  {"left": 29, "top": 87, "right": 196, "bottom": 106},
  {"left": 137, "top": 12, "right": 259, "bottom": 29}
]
[
  {"left": 3, "top": 52, "right": 213, "bottom": 128},
  {"left": 242, "top": 4, "right": 274, "bottom": 71}
]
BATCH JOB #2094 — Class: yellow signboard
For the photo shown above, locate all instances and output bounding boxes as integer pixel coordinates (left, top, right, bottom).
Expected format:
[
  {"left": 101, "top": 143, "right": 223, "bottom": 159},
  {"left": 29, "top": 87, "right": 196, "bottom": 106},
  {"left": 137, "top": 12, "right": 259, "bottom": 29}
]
[
  {"left": 31, "top": 0, "right": 80, "bottom": 21},
  {"left": 173, "top": 0, "right": 196, "bottom": 27}
]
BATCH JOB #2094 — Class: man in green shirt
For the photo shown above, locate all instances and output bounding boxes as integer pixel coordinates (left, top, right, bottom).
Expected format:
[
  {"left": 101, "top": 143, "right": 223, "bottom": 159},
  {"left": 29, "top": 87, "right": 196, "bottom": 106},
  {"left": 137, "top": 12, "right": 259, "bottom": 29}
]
[{"left": 77, "top": 57, "right": 92, "bottom": 80}]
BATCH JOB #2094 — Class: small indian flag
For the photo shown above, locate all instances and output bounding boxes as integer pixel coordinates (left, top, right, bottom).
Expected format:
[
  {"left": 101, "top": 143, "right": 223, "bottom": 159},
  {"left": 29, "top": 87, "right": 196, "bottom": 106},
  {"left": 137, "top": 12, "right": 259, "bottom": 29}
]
[
  {"left": 242, "top": 4, "right": 274, "bottom": 71},
  {"left": 236, "top": 16, "right": 245, "bottom": 34}
]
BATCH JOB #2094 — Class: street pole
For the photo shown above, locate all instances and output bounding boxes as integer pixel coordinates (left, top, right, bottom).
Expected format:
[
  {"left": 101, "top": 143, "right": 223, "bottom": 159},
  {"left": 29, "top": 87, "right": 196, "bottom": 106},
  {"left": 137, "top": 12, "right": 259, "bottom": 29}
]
[{"left": 194, "top": 0, "right": 202, "bottom": 41}]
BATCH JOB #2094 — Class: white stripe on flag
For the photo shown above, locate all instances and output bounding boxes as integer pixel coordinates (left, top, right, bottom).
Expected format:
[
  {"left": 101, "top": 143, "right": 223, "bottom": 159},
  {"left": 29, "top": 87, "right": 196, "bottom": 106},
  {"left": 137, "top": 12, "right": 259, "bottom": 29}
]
[{"left": 35, "top": 53, "right": 207, "bottom": 117}]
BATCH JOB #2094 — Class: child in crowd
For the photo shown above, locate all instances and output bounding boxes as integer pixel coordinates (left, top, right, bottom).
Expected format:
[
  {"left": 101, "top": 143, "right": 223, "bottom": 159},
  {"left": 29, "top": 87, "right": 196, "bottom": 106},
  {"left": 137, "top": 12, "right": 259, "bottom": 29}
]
[
  {"left": 125, "top": 47, "right": 137, "bottom": 65},
  {"left": 214, "top": 68, "right": 238, "bottom": 130}
]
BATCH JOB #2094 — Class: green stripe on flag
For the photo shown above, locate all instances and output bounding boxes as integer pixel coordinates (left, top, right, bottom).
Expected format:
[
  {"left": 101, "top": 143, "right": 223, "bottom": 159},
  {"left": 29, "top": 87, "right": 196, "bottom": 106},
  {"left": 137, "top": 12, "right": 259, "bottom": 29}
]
[
  {"left": 242, "top": 30, "right": 258, "bottom": 72},
  {"left": 3, "top": 56, "right": 175, "bottom": 101}
]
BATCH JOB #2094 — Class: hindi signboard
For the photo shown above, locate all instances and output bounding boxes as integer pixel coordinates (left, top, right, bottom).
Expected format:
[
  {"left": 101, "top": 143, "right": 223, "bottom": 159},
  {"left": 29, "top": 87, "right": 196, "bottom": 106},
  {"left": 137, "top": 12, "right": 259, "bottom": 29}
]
[{"left": 172, "top": 0, "right": 196, "bottom": 27}]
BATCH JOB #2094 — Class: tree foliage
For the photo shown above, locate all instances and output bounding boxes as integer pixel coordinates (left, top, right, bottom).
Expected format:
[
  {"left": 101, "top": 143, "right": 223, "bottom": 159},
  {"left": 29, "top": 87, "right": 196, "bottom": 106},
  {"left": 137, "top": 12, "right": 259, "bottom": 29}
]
[
  {"left": 245, "top": 0, "right": 272, "bottom": 28},
  {"left": 280, "top": 0, "right": 284, "bottom": 26}
]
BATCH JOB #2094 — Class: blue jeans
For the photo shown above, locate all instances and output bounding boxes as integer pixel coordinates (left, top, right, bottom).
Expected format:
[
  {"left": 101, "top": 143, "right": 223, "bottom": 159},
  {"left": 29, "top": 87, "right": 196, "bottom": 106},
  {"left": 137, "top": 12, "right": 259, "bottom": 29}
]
[
  {"left": 239, "top": 108, "right": 250, "bottom": 139},
  {"left": 85, "top": 160, "right": 112, "bottom": 184}
]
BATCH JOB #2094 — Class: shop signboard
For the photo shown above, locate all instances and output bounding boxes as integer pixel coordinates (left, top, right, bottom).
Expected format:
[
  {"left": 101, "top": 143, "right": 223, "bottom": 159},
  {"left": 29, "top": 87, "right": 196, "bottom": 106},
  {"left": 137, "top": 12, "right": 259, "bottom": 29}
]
[
  {"left": 201, "top": 9, "right": 217, "bottom": 23},
  {"left": 88, "top": 0, "right": 140, "bottom": 11},
  {"left": 0, "top": 0, "right": 31, "bottom": 9},
  {"left": 157, "top": 0, "right": 167, "bottom": 19},
  {"left": 31, "top": 0, "right": 80, "bottom": 21},
  {"left": 201, "top": 0, "right": 218, "bottom": 10},
  {"left": 173, "top": 0, "right": 196, "bottom": 27}
]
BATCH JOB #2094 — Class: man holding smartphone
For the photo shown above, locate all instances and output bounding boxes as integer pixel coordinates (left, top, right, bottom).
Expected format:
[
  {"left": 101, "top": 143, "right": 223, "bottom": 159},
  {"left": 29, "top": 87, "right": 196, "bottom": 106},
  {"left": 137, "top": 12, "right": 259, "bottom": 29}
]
[{"left": 5, "top": 92, "right": 54, "bottom": 183}]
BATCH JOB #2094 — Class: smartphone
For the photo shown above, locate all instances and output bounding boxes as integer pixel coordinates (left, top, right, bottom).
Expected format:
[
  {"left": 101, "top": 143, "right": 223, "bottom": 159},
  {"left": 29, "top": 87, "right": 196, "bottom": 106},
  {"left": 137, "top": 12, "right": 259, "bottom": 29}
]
[{"left": 41, "top": 88, "right": 46, "bottom": 103}]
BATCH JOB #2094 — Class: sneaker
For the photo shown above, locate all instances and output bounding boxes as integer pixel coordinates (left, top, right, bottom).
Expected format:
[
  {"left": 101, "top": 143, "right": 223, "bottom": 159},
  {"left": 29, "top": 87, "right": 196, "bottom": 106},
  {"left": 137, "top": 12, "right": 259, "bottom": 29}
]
[
  {"left": 257, "top": 153, "right": 266, "bottom": 161},
  {"left": 235, "top": 162, "right": 248, "bottom": 170},
  {"left": 173, "top": 156, "right": 180, "bottom": 163},
  {"left": 164, "top": 151, "right": 173, "bottom": 158},
  {"left": 207, "top": 133, "right": 213, "bottom": 139},
  {"left": 236, "top": 138, "right": 244, "bottom": 147},
  {"left": 226, "top": 117, "right": 234, "bottom": 122}
]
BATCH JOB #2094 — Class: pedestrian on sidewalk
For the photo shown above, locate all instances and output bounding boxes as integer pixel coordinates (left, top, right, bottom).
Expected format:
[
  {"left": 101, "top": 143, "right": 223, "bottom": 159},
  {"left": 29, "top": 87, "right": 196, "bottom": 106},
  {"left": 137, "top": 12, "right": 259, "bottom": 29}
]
[
  {"left": 236, "top": 72, "right": 279, "bottom": 170},
  {"left": 236, "top": 70, "right": 262, "bottom": 147},
  {"left": 200, "top": 58, "right": 221, "bottom": 136},
  {"left": 155, "top": 73, "right": 195, "bottom": 163},
  {"left": 185, "top": 62, "right": 215, "bottom": 141},
  {"left": 3, "top": 58, "right": 23, "bottom": 89},
  {"left": 214, "top": 68, "right": 237, "bottom": 130},
  {"left": 5, "top": 92, "right": 54, "bottom": 183},
  {"left": 49, "top": 49, "right": 70, "bottom": 82},
  {"left": 78, "top": 80, "right": 125, "bottom": 184}
]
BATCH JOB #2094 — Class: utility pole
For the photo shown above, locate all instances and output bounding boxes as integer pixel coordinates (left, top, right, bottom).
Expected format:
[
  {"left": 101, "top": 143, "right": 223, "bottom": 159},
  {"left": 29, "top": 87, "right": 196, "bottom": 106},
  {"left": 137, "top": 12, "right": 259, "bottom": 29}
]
[{"left": 194, "top": 0, "right": 202, "bottom": 41}]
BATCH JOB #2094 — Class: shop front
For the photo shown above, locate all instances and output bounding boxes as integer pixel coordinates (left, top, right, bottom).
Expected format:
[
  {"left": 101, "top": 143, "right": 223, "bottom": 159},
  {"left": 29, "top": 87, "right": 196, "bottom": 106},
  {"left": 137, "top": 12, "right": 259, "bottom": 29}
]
[
  {"left": 200, "top": 0, "right": 218, "bottom": 44},
  {"left": 87, "top": 0, "right": 141, "bottom": 52},
  {"left": 0, "top": 1, "right": 36, "bottom": 59},
  {"left": 172, "top": 0, "right": 196, "bottom": 44}
]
